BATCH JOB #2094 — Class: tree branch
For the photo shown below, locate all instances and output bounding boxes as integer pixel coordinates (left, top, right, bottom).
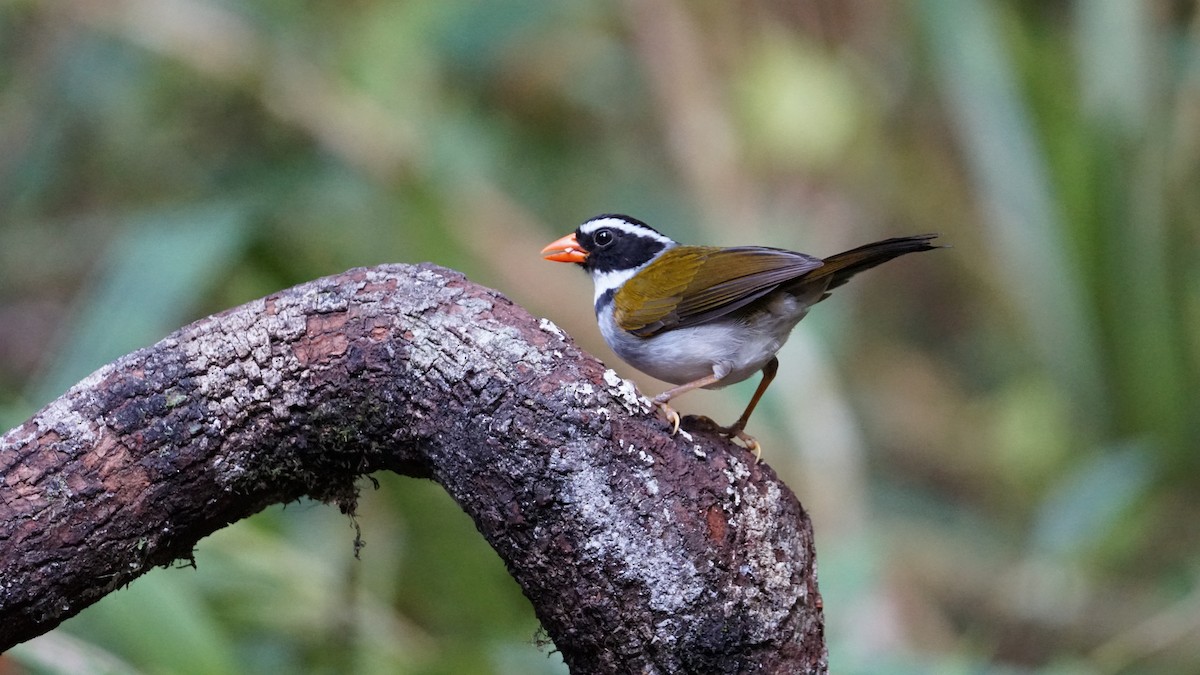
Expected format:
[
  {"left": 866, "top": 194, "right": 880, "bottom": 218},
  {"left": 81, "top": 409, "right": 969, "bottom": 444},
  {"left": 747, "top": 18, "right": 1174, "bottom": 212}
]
[{"left": 0, "top": 263, "right": 826, "bottom": 673}]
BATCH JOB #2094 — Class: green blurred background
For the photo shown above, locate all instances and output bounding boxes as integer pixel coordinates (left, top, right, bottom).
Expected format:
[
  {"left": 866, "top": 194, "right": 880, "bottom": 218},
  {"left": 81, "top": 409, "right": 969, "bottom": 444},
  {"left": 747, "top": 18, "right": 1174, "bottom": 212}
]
[{"left": 2, "top": 0, "right": 1198, "bottom": 673}]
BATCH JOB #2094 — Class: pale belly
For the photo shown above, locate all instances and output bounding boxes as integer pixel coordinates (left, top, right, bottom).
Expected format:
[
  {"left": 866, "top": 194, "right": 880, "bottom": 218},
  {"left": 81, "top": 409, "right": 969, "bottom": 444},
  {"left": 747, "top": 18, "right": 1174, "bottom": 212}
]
[{"left": 597, "top": 295, "right": 811, "bottom": 387}]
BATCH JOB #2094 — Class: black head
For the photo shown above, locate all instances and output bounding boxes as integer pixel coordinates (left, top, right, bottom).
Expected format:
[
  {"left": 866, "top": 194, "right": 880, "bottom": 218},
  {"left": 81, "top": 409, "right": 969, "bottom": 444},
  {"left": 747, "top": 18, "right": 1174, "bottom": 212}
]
[{"left": 575, "top": 214, "right": 676, "bottom": 274}]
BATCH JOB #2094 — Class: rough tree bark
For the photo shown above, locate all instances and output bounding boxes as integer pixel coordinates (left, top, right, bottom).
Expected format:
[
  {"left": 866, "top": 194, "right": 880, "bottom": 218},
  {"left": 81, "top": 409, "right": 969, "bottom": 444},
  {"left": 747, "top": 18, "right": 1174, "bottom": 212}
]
[{"left": 0, "top": 263, "right": 827, "bottom": 673}]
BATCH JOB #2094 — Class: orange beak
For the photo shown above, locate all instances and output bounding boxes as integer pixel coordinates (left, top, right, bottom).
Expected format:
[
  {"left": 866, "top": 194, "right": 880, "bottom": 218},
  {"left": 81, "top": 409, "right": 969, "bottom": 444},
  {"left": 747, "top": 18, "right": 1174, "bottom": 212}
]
[{"left": 541, "top": 233, "right": 588, "bottom": 263}]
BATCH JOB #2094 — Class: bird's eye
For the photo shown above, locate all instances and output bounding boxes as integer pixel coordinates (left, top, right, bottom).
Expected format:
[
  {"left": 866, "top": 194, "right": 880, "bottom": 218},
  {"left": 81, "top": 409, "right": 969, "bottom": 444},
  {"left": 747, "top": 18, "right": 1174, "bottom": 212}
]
[{"left": 594, "top": 229, "right": 614, "bottom": 247}]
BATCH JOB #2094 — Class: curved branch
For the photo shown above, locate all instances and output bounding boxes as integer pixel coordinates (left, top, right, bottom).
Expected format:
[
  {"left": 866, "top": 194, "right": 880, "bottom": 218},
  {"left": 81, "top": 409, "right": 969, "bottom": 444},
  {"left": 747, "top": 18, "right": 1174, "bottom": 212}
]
[{"left": 0, "top": 263, "right": 826, "bottom": 673}]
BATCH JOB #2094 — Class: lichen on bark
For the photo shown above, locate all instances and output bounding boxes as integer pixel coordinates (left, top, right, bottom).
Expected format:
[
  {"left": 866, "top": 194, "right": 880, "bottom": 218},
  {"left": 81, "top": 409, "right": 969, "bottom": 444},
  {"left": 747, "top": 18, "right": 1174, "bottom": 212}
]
[{"left": 0, "top": 263, "right": 827, "bottom": 674}]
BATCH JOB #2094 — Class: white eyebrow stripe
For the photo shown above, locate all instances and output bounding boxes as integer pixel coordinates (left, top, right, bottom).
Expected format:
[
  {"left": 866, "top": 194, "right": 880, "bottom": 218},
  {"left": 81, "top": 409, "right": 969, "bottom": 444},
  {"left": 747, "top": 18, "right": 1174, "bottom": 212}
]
[{"left": 580, "top": 216, "right": 674, "bottom": 246}]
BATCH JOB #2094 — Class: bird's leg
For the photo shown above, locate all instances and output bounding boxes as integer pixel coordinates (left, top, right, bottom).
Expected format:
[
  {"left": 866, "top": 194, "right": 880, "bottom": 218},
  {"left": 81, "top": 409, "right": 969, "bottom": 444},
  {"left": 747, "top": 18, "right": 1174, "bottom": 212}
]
[
  {"left": 720, "top": 357, "right": 778, "bottom": 462},
  {"left": 725, "top": 357, "right": 778, "bottom": 433},
  {"left": 651, "top": 371, "right": 725, "bottom": 435}
]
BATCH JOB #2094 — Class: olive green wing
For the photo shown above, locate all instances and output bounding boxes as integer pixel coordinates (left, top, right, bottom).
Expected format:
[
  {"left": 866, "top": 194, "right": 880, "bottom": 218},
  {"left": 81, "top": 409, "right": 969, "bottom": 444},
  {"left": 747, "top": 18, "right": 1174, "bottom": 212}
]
[{"left": 614, "top": 246, "right": 824, "bottom": 337}]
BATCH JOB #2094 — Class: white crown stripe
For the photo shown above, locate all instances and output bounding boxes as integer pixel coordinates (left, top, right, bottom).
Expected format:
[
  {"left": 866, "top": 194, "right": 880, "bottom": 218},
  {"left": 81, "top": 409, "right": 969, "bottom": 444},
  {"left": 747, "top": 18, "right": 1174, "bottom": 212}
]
[{"left": 580, "top": 216, "right": 674, "bottom": 247}]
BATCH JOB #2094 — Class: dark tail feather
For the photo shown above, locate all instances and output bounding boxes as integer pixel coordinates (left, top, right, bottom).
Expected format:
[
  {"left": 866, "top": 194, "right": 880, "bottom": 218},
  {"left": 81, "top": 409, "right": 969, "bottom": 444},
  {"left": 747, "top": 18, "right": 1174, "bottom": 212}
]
[{"left": 812, "top": 233, "right": 942, "bottom": 295}]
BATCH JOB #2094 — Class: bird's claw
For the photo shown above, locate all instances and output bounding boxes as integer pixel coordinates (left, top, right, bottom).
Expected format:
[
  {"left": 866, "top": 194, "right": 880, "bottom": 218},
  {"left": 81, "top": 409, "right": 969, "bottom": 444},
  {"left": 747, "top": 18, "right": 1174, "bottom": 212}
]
[
  {"left": 722, "top": 426, "right": 762, "bottom": 464},
  {"left": 655, "top": 402, "right": 681, "bottom": 435}
]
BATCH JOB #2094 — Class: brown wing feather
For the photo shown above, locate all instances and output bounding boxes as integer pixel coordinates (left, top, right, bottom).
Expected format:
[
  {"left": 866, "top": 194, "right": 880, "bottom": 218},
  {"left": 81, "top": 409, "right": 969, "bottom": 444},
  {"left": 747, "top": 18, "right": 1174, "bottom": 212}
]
[{"left": 614, "top": 246, "right": 824, "bottom": 337}]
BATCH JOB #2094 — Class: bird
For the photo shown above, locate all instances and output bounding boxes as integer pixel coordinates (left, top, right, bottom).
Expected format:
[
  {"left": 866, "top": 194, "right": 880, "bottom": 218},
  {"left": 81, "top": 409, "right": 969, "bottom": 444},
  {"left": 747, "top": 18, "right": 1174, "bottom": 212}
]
[{"left": 541, "top": 214, "right": 939, "bottom": 460}]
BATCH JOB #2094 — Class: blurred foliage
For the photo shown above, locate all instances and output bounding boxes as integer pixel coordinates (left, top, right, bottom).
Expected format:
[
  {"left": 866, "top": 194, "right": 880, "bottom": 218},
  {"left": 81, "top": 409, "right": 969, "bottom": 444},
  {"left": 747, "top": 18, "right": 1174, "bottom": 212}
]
[{"left": 2, "top": 0, "right": 1199, "bottom": 673}]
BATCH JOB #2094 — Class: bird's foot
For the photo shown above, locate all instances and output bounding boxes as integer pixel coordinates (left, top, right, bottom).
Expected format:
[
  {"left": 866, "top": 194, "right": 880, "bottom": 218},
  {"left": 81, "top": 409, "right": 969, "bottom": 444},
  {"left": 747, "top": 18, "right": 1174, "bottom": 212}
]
[
  {"left": 705, "top": 422, "right": 763, "bottom": 466},
  {"left": 652, "top": 400, "right": 681, "bottom": 435},
  {"left": 670, "top": 415, "right": 762, "bottom": 463},
  {"left": 719, "top": 425, "right": 762, "bottom": 464}
]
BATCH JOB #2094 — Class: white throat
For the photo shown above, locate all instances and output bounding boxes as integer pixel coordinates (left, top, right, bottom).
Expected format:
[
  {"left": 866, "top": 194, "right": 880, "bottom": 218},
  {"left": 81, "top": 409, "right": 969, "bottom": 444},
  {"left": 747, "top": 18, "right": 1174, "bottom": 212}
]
[{"left": 591, "top": 265, "right": 642, "bottom": 306}]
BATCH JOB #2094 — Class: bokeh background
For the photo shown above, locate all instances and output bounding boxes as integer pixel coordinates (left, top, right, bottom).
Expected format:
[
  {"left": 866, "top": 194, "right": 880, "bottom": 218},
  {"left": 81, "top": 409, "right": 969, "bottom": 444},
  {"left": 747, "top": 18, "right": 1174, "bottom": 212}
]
[{"left": 2, "top": 0, "right": 1199, "bottom": 673}]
